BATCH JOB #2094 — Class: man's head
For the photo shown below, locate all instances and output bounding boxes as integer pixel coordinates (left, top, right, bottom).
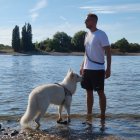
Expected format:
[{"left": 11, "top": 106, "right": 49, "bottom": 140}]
[{"left": 85, "top": 13, "right": 98, "bottom": 29}]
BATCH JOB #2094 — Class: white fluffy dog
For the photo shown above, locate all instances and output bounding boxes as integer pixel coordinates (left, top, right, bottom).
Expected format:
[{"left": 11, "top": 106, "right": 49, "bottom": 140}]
[{"left": 20, "top": 69, "right": 82, "bottom": 129}]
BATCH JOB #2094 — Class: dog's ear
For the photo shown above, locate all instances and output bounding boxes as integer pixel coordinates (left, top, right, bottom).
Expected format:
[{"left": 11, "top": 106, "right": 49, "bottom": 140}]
[
  {"left": 70, "top": 71, "right": 74, "bottom": 79},
  {"left": 68, "top": 68, "right": 73, "bottom": 74}
]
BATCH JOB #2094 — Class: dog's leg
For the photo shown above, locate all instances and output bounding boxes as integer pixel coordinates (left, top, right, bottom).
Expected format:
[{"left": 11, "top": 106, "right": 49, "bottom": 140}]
[
  {"left": 34, "top": 113, "right": 42, "bottom": 129},
  {"left": 34, "top": 106, "right": 47, "bottom": 129},
  {"left": 65, "top": 105, "right": 71, "bottom": 123},
  {"left": 57, "top": 105, "right": 63, "bottom": 123}
]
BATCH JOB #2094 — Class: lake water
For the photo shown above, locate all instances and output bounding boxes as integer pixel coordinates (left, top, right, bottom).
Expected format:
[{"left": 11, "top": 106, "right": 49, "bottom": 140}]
[{"left": 0, "top": 55, "right": 140, "bottom": 139}]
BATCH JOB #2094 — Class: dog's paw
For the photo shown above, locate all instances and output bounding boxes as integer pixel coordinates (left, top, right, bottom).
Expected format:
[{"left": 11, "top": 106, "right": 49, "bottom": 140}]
[
  {"left": 63, "top": 121, "right": 69, "bottom": 125},
  {"left": 57, "top": 120, "right": 69, "bottom": 125},
  {"left": 57, "top": 120, "right": 63, "bottom": 124},
  {"left": 60, "top": 120, "right": 68, "bottom": 125},
  {"left": 57, "top": 118, "right": 63, "bottom": 124},
  {"left": 57, "top": 120, "right": 61, "bottom": 124}
]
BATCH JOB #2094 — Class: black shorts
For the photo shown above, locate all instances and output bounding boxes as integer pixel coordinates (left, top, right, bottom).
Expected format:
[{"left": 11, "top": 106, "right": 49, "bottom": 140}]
[{"left": 81, "top": 69, "right": 105, "bottom": 91}]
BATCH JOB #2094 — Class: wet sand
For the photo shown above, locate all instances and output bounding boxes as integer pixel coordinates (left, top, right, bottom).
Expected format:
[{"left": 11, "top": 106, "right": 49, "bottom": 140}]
[
  {"left": 0, "top": 127, "right": 124, "bottom": 140},
  {"left": 0, "top": 117, "right": 126, "bottom": 140}
]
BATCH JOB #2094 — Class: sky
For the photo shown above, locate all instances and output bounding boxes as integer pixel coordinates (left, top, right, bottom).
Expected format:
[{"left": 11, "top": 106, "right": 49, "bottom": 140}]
[{"left": 0, "top": 0, "right": 140, "bottom": 46}]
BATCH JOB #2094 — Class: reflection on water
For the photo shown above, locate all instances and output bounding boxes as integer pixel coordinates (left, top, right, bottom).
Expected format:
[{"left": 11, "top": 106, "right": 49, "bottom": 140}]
[{"left": 0, "top": 55, "right": 140, "bottom": 139}]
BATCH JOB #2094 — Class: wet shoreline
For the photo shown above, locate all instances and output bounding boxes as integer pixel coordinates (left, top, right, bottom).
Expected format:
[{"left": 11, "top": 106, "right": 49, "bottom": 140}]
[
  {"left": 0, "top": 122, "right": 125, "bottom": 140},
  {"left": 1, "top": 116, "right": 139, "bottom": 140},
  {"left": 0, "top": 113, "right": 140, "bottom": 139},
  {"left": 0, "top": 128, "right": 124, "bottom": 140}
]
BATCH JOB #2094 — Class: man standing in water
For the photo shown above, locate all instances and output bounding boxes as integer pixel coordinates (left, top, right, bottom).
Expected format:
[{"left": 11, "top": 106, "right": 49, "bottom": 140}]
[{"left": 80, "top": 13, "right": 111, "bottom": 125}]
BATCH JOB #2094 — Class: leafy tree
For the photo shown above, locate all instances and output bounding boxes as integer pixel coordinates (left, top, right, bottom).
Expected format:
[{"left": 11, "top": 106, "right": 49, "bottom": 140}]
[
  {"left": 21, "top": 24, "right": 27, "bottom": 51},
  {"left": 71, "top": 31, "right": 86, "bottom": 52},
  {"left": 12, "top": 25, "right": 20, "bottom": 52},
  {"left": 38, "top": 41, "right": 47, "bottom": 51},
  {"left": 111, "top": 43, "right": 118, "bottom": 49},
  {"left": 44, "top": 38, "right": 54, "bottom": 52},
  {"left": 0, "top": 44, "right": 11, "bottom": 49},
  {"left": 128, "top": 43, "right": 140, "bottom": 52},
  {"left": 21, "top": 23, "right": 34, "bottom": 52},
  {"left": 53, "top": 32, "right": 72, "bottom": 52},
  {"left": 0, "top": 44, "right": 5, "bottom": 48},
  {"left": 115, "top": 38, "right": 129, "bottom": 53},
  {"left": 27, "top": 23, "right": 33, "bottom": 51}
]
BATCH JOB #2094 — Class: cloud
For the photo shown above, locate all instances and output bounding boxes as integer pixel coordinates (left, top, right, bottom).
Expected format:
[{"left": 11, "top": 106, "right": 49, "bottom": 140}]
[
  {"left": 30, "top": 0, "right": 47, "bottom": 22},
  {"left": 79, "top": 3, "right": 140, "bottom": 14},
  {"left": 59, "top": 16, "right": 67, "bottom": 21},
  {"left": 30, "top": 0, "right": 47, "bottom": 13},
  {"left": 58, "top": 16, "right": 72, "bottom": 31},
  {"left": 30, "top": 13, "right": 39, "bottom": 22}
]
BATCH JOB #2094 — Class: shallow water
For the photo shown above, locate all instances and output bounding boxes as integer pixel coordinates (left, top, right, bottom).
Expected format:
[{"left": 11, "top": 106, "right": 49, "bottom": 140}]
[{"left": 0, "top": 55, "right": 140, "bottom": 139}]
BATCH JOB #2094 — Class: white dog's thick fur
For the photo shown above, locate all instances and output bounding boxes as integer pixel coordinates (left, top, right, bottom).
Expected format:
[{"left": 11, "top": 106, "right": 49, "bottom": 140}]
[{"left": 20, "top": 69, "right": 82, "bottom": 129}]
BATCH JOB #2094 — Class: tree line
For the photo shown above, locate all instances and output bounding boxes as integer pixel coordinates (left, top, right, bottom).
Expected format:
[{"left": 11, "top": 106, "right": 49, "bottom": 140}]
[
  {"left": 11, "top": 23, "right": 86, "bottom": 53},
  {"left": 1, "top": 23, "right": 140, "bottom": 53},
  {"left": 35, "top": 33, "right": 140, "bottom": 53},
  {"left": 111, "top": 38, "right": 140, "bottom": 53},
  {"left": 35, "top": 31, "right": 86, "bottom": 52},
  {"left": 12, "top": 23, "right": 35, "bottom": 52}
]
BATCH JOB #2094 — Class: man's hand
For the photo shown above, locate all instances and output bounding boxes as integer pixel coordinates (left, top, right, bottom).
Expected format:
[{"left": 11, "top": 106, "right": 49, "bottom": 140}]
[
  {"left": 80, "top": 67, "right": 84, "bottom": 76},
  {"left": 105, "top": 68, "right": 111, "bottom": 79}
]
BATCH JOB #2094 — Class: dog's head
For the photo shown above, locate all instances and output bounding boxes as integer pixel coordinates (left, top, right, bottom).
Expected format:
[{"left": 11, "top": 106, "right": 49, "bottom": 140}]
[{"left": 67, "top": 69, "right": 82, "bottom": 83}]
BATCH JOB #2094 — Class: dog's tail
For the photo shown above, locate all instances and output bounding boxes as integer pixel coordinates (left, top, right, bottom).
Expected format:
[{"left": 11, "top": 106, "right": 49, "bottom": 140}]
[{"left": 20, "top": 94, "right": 37, "bottom": 128}]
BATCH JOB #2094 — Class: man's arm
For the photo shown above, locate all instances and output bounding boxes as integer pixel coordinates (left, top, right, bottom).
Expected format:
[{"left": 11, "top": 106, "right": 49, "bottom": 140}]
[
  {"left": 80, "top": 53, "right": 85, "bottom": 75},
  {"left": 104, "top": 46, "right": 111, "bottom": 79}
]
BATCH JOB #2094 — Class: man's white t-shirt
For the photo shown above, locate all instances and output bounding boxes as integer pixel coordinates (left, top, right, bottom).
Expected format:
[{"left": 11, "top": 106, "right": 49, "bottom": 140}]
[{"left": 83, "top": 29, "right": 110, "bottom": 70}]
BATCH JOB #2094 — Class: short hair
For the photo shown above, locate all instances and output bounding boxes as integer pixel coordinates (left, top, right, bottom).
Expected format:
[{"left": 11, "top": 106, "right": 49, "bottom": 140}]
[{"left": 87, "top": 13, "right": 98, "bottom": 23}]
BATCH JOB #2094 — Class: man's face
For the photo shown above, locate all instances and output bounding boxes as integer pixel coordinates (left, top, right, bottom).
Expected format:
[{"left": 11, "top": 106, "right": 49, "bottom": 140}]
[{"left": 85, "top": 16, "right": 96, "bottom": 29}]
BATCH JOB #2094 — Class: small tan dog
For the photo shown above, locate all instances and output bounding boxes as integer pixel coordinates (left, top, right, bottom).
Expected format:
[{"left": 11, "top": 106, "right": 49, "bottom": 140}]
[{"left": 20, "top": 69, "right": 82, "bottom": 129}]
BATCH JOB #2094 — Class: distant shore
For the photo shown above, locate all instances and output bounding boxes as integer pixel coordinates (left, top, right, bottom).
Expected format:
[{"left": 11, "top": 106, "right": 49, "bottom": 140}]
[{"left": 0, "top": 48, "right": 140, "bottom": 56}]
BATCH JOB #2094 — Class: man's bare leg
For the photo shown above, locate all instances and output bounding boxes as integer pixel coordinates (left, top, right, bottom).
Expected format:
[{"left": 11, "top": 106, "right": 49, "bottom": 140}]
[
  {"left": 86, "top": 90, "right": 94, "bottom": 124},
  {"left": 86, "top": 90, "right": 94, "bottom": 114},
  {"left": 97, "top": 90, "right": 106, "bottom": 120}
]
